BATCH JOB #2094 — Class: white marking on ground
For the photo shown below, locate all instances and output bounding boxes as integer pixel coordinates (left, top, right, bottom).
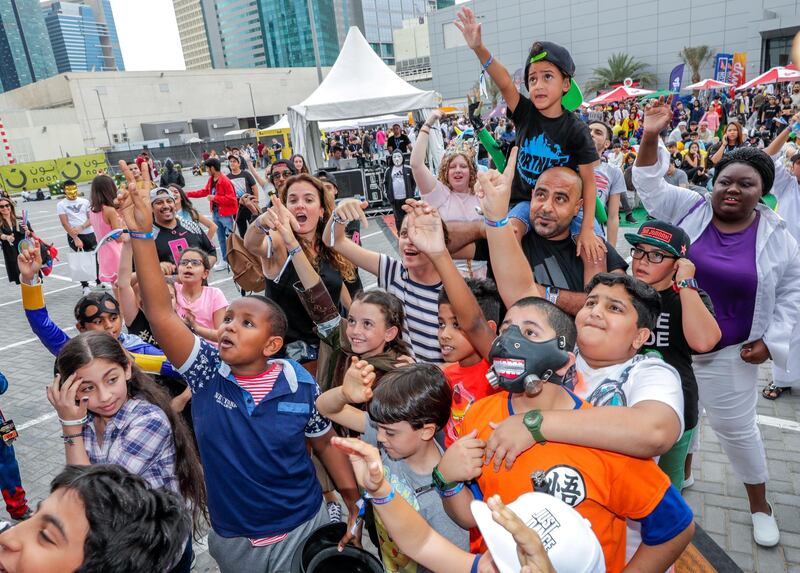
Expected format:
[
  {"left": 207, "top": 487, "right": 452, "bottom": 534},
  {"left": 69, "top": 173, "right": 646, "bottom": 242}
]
[
  {"left": 0, "top": 328, "right": 76, "bottom": 352},
  {"left": 757, "top": 414, "right": 800, "bottom": 432},
  {"left": 0, "top": 283, "right": 80, "bottom": 307}
]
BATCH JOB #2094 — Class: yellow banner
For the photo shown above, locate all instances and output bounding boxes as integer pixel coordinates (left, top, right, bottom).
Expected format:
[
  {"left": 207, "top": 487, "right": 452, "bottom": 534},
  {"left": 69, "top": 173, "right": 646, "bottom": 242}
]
[
  {"left": 731, "top": 52, "right": 747, "bottom": 87},
  {"left": 0, "top": 153, "right": 108, "bottom": 193}
]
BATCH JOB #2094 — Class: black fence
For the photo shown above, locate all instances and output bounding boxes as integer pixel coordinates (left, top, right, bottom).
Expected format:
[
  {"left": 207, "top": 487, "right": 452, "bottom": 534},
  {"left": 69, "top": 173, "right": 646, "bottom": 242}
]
[{"left": 104, "top": 136, "right": 258, "bottom": 174}]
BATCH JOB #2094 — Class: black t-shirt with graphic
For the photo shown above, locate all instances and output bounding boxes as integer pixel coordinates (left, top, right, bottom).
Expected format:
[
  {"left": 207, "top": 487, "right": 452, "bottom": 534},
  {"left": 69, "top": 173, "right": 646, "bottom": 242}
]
[
  {"left": 510, "top": 97, "right": 598, "bottom": 204},
  {"left": 642, "top": 286, "right": 714, "bottom": 431},
  {"left": 473, "top": 232, "right": 628, "bottom": 292},
  {"left": 153, "top": 221, "right": 217, "bottom": 265},
  {"left": 228, "top": 170, "right": 257, "bottom": 198}
]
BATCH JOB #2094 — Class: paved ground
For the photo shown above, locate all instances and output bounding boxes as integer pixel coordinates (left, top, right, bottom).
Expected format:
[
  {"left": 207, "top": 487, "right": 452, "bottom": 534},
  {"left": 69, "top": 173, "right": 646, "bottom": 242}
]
[{"left": 1, "top": 172, "right": 799, "bottom": 572}]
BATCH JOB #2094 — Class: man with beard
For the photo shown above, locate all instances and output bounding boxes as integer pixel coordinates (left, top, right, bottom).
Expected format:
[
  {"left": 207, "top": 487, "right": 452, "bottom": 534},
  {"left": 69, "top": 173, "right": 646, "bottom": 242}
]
[
  {"left": 150, "top": 188, "right": 217, "bottom": 274},
  {"left": 447, "top": 165, "right": 628, "bottom": 316}
]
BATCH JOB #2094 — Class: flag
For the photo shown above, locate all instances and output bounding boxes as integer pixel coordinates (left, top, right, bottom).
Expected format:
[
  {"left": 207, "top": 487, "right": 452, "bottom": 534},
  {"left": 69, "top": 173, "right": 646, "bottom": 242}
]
[
  {"left": 731, "top": 52, "right": 747, "bottom": 87},
  {"left": 714, "top": 53, "right": 733, "bottom": 83},
  {"left": 668, "top": 64, "right": 685, "bottom": 92}
]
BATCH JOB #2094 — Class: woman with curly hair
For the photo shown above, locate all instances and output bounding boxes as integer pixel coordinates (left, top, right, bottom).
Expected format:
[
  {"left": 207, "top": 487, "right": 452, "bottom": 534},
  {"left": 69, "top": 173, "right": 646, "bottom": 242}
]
[
  {"left": 411, "top": 110, "right": 485, "bottom": 276},
  {"left": 243, "top": 173, "right": 361, "bottom": 372}
]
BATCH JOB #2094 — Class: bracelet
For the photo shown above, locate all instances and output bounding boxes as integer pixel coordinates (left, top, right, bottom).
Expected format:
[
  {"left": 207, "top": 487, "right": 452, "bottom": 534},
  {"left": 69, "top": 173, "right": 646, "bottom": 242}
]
[
  {"left": 481, "top": 54, "right": 494, "bottom": 72},
  {"left": 61, "top": 433, "right": 83, "bottom": 445},
  {"left": 366, "top": 486, "right": 396, "bottom": 505},
  {"left": 483, "top": 215, "right": 509, "bottom": 228},
  {"left": 128, "top": 230, "right": 154, "bottom": 240},
  {"left": 255, "top": 221, "right": 271, "bottom": 235},
  {"left": 59, "top": 416, "right": 88, "bottom": 426},
  {"left": 437, "top": 481, "right": 465, "bottom": 498},
  {"left": 332, "top": 212, "right": 347, "bottom": 226},
  {"left": 287, "top": 244, "right": 302, "bottom": 257}
]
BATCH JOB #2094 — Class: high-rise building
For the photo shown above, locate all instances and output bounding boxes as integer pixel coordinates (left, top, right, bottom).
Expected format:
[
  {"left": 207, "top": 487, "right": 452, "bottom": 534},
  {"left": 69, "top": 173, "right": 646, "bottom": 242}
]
[
  {"left": 43, "top": 1, "right": 124, "bottom": 73},
  {"left": 0, "top": 0, "right": 58, "bottom": 93},
  {"left": 259, "top": 0, "right": 339, "bottom": 68},
  {"left": 173, "top": 0, "right": 214, "bottom": 69},
  {"left": 216, "top": 0, "right": 265, "bottom": 68}
]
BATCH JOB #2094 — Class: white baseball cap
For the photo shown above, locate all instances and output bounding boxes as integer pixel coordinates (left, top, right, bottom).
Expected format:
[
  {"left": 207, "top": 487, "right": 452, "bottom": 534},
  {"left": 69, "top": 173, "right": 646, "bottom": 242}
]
[{"left": 470, "top": 492, "right": 605, "bottom": 573}]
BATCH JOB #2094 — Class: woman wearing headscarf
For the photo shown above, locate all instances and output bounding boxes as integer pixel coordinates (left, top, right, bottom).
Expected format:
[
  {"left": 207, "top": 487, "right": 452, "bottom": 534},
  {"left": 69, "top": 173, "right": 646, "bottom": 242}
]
[{"left": 633, "top": 100, "right": 800, "bottom": 548}]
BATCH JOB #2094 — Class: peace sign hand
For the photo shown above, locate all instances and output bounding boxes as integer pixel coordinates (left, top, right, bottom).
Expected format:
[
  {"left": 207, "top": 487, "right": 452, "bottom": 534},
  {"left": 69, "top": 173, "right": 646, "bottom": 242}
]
[
  {"left": 476, "top": 146, "right": 518, "bottom": 221},
  {"left": 116, "top": 160, "right": 153, "bottom": 233}
]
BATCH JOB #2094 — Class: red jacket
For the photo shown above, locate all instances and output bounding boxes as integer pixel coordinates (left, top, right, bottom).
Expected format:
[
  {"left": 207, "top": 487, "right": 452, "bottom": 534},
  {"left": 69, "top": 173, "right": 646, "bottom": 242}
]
[{"left": 187, "top": 173, "right": 238, "bottom": 217}]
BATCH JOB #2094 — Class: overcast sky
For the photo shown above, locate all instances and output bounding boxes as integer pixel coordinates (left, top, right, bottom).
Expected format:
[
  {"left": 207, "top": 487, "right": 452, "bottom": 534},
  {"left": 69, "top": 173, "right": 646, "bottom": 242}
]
[{"left": 108, "top": 0, "right": 186, "bottom": 70}]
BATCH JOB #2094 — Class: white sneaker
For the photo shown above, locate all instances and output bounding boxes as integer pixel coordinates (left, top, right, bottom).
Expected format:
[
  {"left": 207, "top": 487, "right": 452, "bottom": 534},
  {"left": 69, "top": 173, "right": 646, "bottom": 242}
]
[
  {"left": 212, "top": 261, "right": 227, "bottom": 272},
  {"left": 681, "top": 473, "right": 694, "bottom": 490},
  {"left": 752, "top": 503, "right": 780, "bottom": 547}
]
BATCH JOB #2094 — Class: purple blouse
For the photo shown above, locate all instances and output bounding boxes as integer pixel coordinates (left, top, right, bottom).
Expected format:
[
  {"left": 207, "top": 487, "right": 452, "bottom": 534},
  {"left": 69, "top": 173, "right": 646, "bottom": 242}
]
[{"left": 690, "top": 213, "right": 760, "bottom": 350}]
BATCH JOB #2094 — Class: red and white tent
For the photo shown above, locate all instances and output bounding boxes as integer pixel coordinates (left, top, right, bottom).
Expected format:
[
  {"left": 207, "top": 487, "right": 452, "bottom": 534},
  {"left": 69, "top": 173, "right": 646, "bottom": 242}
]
[
  {"left": 736, "top": 66, "right": 800, "bottom": 91},
  {"left": 683, "top": 79, "right": 733, "bottom": 91},
  {"left": 587, "top": 85, "right": 654, "bottom": 104}
]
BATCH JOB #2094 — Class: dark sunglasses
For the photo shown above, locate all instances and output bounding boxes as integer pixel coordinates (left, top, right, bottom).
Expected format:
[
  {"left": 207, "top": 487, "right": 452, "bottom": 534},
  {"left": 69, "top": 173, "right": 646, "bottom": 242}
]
[
  {"left": 271, "top": 170, "right": 291, "bottom": 181},
  {"left": 630, "top": 246, "right": 677, "bottom": 264}
]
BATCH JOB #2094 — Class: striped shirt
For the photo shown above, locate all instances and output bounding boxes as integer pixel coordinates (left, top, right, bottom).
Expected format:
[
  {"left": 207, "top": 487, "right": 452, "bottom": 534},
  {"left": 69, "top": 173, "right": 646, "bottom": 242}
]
[
  {"left": 235, "top": 363, "right": 286, "bottom": 546},
  {"left": 378, "top": 254, "right": 443, "bottom": 363}
]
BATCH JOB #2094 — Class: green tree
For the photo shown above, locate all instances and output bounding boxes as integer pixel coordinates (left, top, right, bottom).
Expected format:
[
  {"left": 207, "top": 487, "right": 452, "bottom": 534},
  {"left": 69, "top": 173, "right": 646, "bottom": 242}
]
[
  {"left": 679, "top": 45, "right": 714, "bottom": 84},
  {"left": 585, "top": 53, "right": 656, "bottom": 94}
]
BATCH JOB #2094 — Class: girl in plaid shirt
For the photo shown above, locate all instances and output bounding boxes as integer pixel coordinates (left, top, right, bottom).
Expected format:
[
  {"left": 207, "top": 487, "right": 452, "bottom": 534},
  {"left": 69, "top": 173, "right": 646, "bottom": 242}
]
[{"left": 47, "top": 332, "right": 207, "bottom": 573}]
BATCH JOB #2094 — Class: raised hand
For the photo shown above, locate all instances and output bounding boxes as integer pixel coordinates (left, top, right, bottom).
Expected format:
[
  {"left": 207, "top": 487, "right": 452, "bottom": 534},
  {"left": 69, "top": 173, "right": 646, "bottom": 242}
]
[
  {"left": 331, "top": 437, "right": 387, "bottom": 495},
  {"left": 116, "top": 160, "right": 153, "bottom": 233},
  {"left": 425, "top": 109, "right": 444, "bottom": 127},
  {"left": 642, "top": 98, "right": 673, "bottom": 135},
  {"left": 262, "top": 194, "right": 298, "bottom": 245},
  {"left": 486, "top": 495, "right": 556, "bottom": 573},
  {"left": 47, "top": 373, "right": 89, "bottom": 423},
  {"left": 17, "top": 239, "right": 43, "bottom": 283},
  {"left": 673, "top": 257, "right": 696, "bottom": 283},
  {"left": 402, "top": 200, "right": 447, "bottom": 257},
  {"left": 341, "top": 357, "right": 376, "bottom": 405},
  {"left": 454, "top": 7, "right": 483, "bottom": 51},
  {"left": 332, "top": 198, "right": 369, "bottom": 229},
  {"left": 476, "top": 146, "right": 518, "bottom": 221}
]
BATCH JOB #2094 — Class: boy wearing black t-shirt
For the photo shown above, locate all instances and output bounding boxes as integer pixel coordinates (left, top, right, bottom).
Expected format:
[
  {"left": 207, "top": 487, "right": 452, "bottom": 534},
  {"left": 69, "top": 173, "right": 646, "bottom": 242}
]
[
  {"left": 626, "top": 221, "right": 721, "bottom": 489},
  {"left": 455, "top": 7, "right": 602, "bottom": 263}
]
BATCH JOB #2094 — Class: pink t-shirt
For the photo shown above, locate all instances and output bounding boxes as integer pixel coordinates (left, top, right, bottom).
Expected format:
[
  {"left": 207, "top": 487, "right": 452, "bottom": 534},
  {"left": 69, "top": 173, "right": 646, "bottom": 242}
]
[
  {"left": 376, "top": 130, "right": 387, "bottom": 145},
  {"left": 423, "top": 180, "right": 482, "bottom": 222},
  {"left": 174, "top": 283, "right": 228, "bottom": 331}
]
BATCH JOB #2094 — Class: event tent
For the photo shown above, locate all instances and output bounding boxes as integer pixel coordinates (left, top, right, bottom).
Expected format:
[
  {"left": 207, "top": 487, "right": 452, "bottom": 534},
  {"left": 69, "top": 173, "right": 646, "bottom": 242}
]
[
  {"left": 736, "top": 66, "right": 800, "bottom": 91},
  {"left": 288, "top": 26, "right": 442, "bottom": 172}
]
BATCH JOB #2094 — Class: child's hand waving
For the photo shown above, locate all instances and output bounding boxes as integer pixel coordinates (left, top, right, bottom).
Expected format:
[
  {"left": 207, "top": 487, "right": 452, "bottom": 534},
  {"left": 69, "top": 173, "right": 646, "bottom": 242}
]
[
  {"left": 403, "top": 200, "right": 447, "bottom": 257},
  {"left": 642, "top": 98, "right": 674, "bottom": 135},
  {"left": 341, "top": 357, "right": 376, "bottom": 405},
  {"left": 454, "top": 7, "right": 483, "bottom": 51}
]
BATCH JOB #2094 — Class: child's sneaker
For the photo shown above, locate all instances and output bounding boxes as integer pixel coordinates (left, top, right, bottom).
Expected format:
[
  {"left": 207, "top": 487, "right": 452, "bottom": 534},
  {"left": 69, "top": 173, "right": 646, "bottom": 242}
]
[{"left": 327, "top": 501, "right": 342, "bottom": 523}]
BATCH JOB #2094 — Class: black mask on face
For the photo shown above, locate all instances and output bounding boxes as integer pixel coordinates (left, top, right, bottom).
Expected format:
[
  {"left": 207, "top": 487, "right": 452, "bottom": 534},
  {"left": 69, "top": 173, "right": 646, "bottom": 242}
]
[{"left": 485, "top": 326, "right": 570, "bottom": 394}]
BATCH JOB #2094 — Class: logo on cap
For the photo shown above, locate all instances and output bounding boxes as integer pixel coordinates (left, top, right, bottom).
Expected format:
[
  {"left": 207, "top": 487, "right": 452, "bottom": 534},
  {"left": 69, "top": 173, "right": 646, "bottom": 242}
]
[{"left": 640, "top": 226, "right": 673, "bottom": 243}]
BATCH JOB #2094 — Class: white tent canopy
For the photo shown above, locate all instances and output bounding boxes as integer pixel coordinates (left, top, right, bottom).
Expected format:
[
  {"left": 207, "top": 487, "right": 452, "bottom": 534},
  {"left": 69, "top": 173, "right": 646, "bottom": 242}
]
[
  {"left": 264, "top": 115, "right": 290, "bottom": 131},
  {"left": 268, "top": 113, "right": 408, "bottom": 133},
  {"left": 289, "top": 26, "right": 442, "bottom": 172}
]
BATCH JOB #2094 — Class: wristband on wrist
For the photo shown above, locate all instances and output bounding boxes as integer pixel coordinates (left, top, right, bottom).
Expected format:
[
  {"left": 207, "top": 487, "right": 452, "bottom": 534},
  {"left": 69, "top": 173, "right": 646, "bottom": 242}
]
[
  {"left": 59, "top": 415, "right": 88, "bottom": 426},
  {"left": 481, "top": 54, "right": 494, "bottom": 72},
  {"left": 255, "top": 221, "right": 271, "bottom": 235},
  {"left": 287, "top": 244, "right": 302, "bottom": 257},
  {"left": 545, "top": 286, "right": 560, "bottom": 305},
  {"left": 332, "top": 212, "right": 347, "bottom": 226},
  {"left": 675, "top": 278, "right": 699, "bottom": 291},
  {"left": 128, "top": 230, "right": 154, "bottom": 240},
  {"left": 483, "top": 215, "right": 509, "bottom": 228},
  {"left": 61, "top": 433, "right": 83, "bottom": 445},
  {"left": 365, "top": 486, "right": 395, "bottom": 505},
  {"left": 436, "top": 481, "right": 465, "bottom": 498}
]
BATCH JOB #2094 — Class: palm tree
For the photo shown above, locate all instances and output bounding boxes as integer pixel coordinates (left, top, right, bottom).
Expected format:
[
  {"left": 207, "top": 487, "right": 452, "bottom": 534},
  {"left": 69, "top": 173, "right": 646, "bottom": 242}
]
[
  {"left": 679, "top": 46, "right": 714, "bottom": 84},
  {"left": 585, "top": 53, "right": 657, "bottom": 94}
]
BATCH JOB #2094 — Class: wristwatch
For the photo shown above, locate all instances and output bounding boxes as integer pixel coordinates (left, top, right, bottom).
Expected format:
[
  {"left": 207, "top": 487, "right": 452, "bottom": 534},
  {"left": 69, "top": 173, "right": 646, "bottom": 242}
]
[
  {"left": 545, "top": 286, "right": 560, "bottom": 305},
  {"left": 432, "top": 465, "right": 461, "bottom": 492},
  {"left": 523, "top": 409, "right": 546, "bottom": 444},
  {"left": 676, "top": 278, "right": 699, "bottom": 291}
]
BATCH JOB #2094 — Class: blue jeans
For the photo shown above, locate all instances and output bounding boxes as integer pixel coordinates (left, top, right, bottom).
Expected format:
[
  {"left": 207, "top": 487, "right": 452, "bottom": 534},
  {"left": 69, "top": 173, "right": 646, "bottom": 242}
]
[{"left": 213, "top": 212, "right": 235, "bottom": 262}]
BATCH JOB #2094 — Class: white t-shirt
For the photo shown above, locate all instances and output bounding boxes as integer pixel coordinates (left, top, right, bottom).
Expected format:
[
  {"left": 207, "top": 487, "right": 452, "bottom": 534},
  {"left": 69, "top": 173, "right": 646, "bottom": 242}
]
[
  {"left": 575, "top": 353, "right": 684, "bottom": 436},
  {"left": 594, "top": 162, "right": 626, "bottom": 207},
  {"left": 391, "top": 166, "right": 407, "bottom": 201},
  {"left": 56, "top": 197, "right": 93, "bottom": 233}
]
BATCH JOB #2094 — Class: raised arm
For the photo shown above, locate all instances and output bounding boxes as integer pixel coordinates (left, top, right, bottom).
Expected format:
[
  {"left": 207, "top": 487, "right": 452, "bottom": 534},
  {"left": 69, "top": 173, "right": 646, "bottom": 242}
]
[
  {"left": 765, "top": 113, "right": 800, "bottom": 157},
  {"left": 322, "top": 198, "right": 380, "bottom": 276},
  {"left": 405, "top": 202, "right": 496, "bottom": 359},
  {"left": 116, "top": 161, "right": 196, "bottom": 368},
  {"left": 454, "top": 7, "right": 520, "bottom": 113},
  {"left": 410, "top": 111, "right": 442, "bottom": 195},
  {"left": 476, "top": 149, "right": 543, "bottom": 306},
  {"left": 117, "top": 241, "right": 140, "bottom": 326}
]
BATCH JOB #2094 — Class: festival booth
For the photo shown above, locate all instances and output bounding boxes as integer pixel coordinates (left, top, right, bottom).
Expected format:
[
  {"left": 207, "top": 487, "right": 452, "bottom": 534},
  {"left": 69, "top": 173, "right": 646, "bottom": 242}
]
[
  {"left": 257, "top": 116, "right": 292, "bottom": 159},
  {"left": 289, "top": 26, "right": 442, "bottom": 210}
]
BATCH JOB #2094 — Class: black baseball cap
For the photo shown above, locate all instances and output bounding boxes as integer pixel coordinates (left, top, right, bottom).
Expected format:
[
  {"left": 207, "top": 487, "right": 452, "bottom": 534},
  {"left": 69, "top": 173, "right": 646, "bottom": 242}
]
[
  {"left": 625, "top": 221, "right": 690, "bottom": 258},
  {"left": 525, "top": 41, "right": 583, "bottom": 111}
]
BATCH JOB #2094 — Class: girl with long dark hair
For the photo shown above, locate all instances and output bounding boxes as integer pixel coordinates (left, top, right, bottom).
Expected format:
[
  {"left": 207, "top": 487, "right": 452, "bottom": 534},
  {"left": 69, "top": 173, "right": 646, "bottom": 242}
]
[{"left": 88, "top": 175, "right": 125, "bottom": 285}]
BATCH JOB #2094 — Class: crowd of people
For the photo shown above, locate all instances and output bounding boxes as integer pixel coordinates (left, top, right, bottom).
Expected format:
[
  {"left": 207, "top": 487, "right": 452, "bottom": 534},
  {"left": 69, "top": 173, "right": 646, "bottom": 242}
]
[{"left": 3, "top": 6, "right": 800, "bottom": 572}]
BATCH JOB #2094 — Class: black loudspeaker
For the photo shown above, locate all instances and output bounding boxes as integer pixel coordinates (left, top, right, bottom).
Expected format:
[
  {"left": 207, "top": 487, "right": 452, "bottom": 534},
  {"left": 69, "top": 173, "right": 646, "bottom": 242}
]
[
  {"left": 363, "top": 166, "right": 386, "bottom": 206},
  {"left": 334, "top": 168, "right": 366, "bottom": 199}
]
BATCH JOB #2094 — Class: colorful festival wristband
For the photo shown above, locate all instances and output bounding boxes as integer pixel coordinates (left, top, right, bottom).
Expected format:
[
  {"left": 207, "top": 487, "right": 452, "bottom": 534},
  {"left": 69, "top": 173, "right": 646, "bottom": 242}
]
[
  {"left": 366, "top": 486, "right": 396, "bottom": 505},
  {"left": 483, "top": 216, "right": 509, "bottom": 228},
  {"left": 128, "top": 230, "right": 155, "bottom": 240},
  {"left": 437, "top": 481, "right": 465, "bottom": 498}
]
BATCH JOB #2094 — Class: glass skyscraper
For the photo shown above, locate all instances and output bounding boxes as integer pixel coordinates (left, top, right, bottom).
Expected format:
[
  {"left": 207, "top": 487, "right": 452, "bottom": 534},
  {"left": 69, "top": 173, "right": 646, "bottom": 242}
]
[
  {"left": 215, "top": 0, "right": 265, "bottom": 68},
  {"left": 0, "top": 0, "right": 58, "bottom": 93},
  {"left": 44, "top": 1, "right": 124, "bottom": 72},
  {"left": 259, "top": 0, "right": 339, "bottom": 68}
]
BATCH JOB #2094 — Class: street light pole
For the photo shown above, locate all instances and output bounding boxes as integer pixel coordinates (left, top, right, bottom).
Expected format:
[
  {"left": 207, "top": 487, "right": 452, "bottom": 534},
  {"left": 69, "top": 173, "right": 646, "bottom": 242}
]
[
  {"left": 306, "top": 0, "right": 323, "bottom": 84},
  {"left": 246, "top": 83, "right": 258, "bottom": 130},
  {"left": 93, "top": 89, "right": 111, "bottom": 148}
]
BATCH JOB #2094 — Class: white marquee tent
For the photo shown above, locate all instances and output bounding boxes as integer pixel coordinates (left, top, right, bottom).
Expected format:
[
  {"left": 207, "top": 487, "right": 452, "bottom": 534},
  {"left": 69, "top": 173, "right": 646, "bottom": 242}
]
[{"left": 288, "top": 26, "right": 443, "bottom": 172}]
